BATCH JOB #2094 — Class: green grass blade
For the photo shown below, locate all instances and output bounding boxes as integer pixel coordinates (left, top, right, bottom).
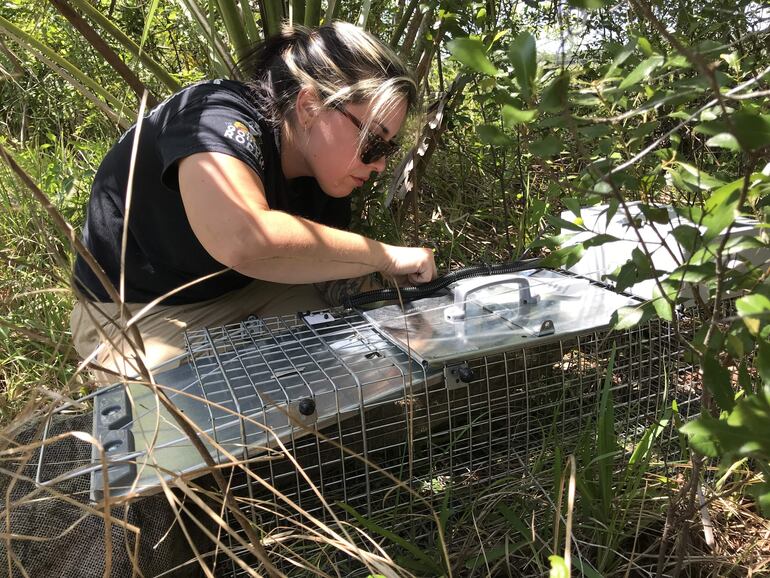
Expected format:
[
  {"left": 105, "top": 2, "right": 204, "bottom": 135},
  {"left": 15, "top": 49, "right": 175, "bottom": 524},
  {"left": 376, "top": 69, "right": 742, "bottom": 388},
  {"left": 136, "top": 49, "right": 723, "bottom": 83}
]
[
  {"left": 238, "top": 0, "right": 261, "bottom": 46},
  {"left": 574, "top": 558, "right": 604, "bottom": 578},
  {"left": 337, "top": 502, "right": 443, "bottom": 573},
  {"left": 325, "top": 0, "right": 338, "bottom": 23},
  {"left": 597, "top": 345, "right": 618, "bottom": 524},
  {"left": 0, "top": 15, "right": 127, "bottom": 126},
  {"left": 138, "top": 0, "right": 161, "bottom": 53},
  {"left": 67, "top": 0, "right": 181, "bottom": 92},
  {"left": 357, "top": 0, "right": 372, "bottom": 28},
  {"left": 214, "top": 0, "right": 253, "bottom": 61},
  {"left": 261, "top": 0, "right": 284, "bottom": 38},
  {"left": 178, "top": 0, "right": 237, "bottom": 76},
  {"left": 291, "top": 0, "right": 305, "bottom": 25},
  {"left": 49, "top": 0, "right": 159, "bottom": 106},
  {"left": 304, "top": 0, "right": 321, "bottom": 27}
]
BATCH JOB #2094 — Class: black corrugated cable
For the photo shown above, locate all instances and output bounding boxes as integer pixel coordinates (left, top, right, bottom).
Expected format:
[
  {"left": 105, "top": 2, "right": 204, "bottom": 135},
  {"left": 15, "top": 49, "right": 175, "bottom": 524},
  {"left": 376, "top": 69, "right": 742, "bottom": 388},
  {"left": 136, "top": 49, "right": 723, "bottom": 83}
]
[{"left": 344, "top": 258, "right": 543, "bottom": 309}]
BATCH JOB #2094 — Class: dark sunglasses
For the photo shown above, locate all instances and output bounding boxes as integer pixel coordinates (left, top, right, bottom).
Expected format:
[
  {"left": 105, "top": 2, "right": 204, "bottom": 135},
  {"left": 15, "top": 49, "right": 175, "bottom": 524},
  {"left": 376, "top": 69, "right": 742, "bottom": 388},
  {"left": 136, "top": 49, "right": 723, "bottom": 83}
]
[{"left": 332, "top": 105, "right": 400, "bottom": 164}]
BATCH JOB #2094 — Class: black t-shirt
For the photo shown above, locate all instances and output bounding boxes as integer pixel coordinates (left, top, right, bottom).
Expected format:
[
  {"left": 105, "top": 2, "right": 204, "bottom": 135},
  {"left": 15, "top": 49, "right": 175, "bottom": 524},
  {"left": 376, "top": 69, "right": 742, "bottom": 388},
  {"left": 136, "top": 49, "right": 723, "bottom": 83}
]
[{"left": 73, "top": 79, "right": 351, "bottom": 304}]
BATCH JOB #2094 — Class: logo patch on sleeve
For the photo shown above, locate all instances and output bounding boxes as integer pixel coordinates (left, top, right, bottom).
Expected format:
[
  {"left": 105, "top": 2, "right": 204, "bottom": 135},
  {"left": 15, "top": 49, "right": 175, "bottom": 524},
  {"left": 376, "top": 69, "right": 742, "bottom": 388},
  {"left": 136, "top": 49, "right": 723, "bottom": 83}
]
[{"left": 223, "top": 120, "right": 263, "bottom": 169}]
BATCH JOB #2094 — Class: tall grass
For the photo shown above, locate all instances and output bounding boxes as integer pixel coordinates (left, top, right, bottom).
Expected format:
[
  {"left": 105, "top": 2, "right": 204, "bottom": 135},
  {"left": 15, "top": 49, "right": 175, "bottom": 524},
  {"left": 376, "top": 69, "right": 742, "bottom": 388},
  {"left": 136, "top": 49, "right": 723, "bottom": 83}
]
[
  {"left": 1, "top": 3, "right": 769, "bottom": 572},
  {"left": 2, "top": 129, "right": 768, "bottom": 577},
  {"left": 0, "top": 135, "right": 106, "bottom": 422}
]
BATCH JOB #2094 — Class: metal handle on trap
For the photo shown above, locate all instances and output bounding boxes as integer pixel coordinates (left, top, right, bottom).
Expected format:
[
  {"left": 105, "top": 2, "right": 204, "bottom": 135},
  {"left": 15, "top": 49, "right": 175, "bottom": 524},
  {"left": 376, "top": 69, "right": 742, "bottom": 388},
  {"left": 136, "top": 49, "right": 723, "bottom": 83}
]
[{"left": 444, "top": 274, "right": 539, "bottom": 321}]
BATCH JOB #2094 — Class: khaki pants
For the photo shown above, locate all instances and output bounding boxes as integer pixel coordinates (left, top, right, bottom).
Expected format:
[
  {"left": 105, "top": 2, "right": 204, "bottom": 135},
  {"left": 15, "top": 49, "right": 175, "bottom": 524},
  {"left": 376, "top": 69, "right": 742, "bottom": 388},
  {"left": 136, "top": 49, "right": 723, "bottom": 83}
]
[{"left": 70, "top": 280, "right": 327, "bottom": 385}]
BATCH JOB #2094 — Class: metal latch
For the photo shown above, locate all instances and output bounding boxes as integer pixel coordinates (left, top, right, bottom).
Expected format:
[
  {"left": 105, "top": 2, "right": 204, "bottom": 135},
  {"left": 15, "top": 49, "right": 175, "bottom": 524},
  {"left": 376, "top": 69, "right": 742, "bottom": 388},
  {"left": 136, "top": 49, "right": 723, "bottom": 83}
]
[
  {"left": 302, "top": 311, "right": 337, "bottom": 326},
  {"left": 538, "top": 320, "right": 555, "bottom": 336}
]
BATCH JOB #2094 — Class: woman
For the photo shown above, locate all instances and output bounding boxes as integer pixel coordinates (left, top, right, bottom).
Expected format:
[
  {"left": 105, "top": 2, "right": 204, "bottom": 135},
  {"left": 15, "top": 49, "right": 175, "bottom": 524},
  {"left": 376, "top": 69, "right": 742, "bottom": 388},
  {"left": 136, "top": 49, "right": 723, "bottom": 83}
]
[{"left": 70, "top": 22, "right": 436, "bottom": 381}]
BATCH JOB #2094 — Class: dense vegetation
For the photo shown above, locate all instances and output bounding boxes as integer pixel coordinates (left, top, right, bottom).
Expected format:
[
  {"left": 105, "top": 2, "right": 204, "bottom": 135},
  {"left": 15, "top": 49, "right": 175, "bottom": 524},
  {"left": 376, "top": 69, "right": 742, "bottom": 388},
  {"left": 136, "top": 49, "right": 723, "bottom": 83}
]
[{"left": 1, "top": 0, "right": 768, "bottom": 575}]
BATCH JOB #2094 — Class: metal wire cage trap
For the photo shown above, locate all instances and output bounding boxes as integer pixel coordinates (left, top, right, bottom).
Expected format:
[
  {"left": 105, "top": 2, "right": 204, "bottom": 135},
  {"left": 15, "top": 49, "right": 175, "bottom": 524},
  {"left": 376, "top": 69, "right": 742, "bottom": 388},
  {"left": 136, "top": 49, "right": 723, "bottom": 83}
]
[
  {"left": 206, "top": 313, "right": 697, "bottom": 575},
  {"left": 28, "top": 268, "right": 701, "bottom": 576}
]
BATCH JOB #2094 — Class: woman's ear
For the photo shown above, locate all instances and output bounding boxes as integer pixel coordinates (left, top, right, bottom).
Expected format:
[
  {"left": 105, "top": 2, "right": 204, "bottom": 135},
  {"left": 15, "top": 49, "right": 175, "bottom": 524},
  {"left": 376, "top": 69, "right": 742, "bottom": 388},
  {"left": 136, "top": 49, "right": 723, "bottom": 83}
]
[{"left": 295, "top": 86, "right": 320, "bottom": 129}]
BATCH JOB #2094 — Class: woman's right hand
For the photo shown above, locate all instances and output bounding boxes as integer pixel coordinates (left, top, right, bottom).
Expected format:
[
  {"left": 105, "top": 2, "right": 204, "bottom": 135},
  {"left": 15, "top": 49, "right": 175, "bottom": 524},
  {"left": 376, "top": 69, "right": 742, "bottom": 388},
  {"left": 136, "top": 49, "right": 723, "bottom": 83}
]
[{"left": 381, "top": 245, "right": 437, "bottom": 285}]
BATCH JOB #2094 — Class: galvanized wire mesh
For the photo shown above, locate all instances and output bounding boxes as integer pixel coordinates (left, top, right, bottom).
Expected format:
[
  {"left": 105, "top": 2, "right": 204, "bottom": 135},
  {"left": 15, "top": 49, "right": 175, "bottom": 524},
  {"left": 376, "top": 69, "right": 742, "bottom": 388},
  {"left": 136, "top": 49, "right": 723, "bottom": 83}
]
[
  {"left": 180, "top": 311, "right": 696, "bottom": 576},
  {"left": 16, "top": 298, "right": 711, "bottom": 576}
]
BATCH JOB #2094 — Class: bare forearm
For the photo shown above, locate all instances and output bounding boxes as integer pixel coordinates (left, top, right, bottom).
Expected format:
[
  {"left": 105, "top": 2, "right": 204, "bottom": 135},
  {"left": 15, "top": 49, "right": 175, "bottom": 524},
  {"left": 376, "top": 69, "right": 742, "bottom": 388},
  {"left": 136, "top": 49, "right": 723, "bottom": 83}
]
[
  {"left": 314, "top": 274, "right": 384, "bottom": 307},
  {"left": 179, "top": 153, "right": 436, "bottom": 285},
  {"left": 226, "top": 210, "right": 390, "bottom": 283}
]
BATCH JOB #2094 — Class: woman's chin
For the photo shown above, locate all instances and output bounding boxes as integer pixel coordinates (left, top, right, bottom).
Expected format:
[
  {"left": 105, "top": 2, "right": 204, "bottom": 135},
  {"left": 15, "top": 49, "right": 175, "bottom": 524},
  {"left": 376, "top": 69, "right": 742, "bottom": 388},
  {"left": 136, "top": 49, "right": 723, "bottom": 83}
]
[{"left": 322, "top": 182, "right": 355, "bottom": 198}]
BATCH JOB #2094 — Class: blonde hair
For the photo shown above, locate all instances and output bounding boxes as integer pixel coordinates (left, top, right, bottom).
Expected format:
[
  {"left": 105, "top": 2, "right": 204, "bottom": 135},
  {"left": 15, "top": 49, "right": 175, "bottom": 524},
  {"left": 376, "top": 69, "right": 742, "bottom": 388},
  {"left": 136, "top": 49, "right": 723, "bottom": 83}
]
[{"left": 240, "top": 22, "right": 417, "bottom": 143}]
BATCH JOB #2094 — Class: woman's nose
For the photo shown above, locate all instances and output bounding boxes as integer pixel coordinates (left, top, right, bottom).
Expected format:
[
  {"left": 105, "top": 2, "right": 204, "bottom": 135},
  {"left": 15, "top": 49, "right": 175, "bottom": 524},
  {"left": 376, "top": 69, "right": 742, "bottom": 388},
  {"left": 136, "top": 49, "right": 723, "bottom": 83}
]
[{"left": 367, "top": 156, "right": 388, "bottom": 174}]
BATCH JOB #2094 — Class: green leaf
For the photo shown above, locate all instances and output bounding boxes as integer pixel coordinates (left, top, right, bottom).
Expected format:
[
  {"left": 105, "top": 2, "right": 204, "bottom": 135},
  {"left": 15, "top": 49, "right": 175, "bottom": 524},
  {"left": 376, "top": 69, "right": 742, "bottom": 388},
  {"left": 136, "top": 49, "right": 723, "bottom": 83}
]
[
  {"left": 490, "top": 29, "right": 509, "bottom": 46},
  {"left": 720, "top": 51, "right": 741, "bottom": 73},
  {"left": 612, "top": 303, "right": 655, "bottom": 330},
  {"left": 668, "top": 262, "right": 716, "bottom": 283},
  {"left": 706, "top": 133, "right": 741, "bottom": 151},
  {"left": 738, "top": 360, "right": 753, "bottom": 394},
  {"left": 703, "top": 179, "right": 742, "bottom": 241},
  {"left": 637, "top": 36, "right": 654, "bottom": 57},
  {"left": 138, "top": 0, "right": 161, "bottom": 52},
  {"left": 672, "top": 224, "right": 702, "bottom": 254},
  {"left": 597, "top": 346, "right": 618, "bottom": 520},
  {"left": 731, "top": 110, "right": 770, "bottom": 152},
  {"left": 639, "top": 204, "right": 669, "bottom": 225},
  {"left": 725, "top": 389, "right": 770, "bottom": 458},
  {"left": 562, "top": 197, "right": 582, "bottom": 219},
  {"left": 546, "top": 214, "right": 586, "bottom": 232},
  {"left": 736, "top": 293, "right": 770, "bottom": 317},
  {"left": 630, "top": 420, "right": 665, "bottom": 465},
  {"left": 583, "top": 233, "right": 619, "bottom": 249},
  {"left": 669, "top": 110, "right": 693, "bottom": 121},
  {"left": 679, "top": 414, "right": 731, "bottom": 457},
  {"left": 611, "top": 260, "right": 637, "bottom": 293},
  {"left": 652, "top": 285, "right": 674, "bottom": 321},
  {"left": 338, "top": 503, "right": 442, "bottom": 572},
  {"left": 631, "top": 247, "right": 654, "bottom": 278},
  {"left": 477, "top": 124, "right": 513, "bottom": 146},
  {"left": 541, "top": 244, "right": 585, "bottom": 268},
  {"left": 694, "top": 119, "right": 728, "bottom": 137},
  {"left": 605, "top": 39, "right": 636, "bottom": 78},
  {"left": 530, "top": 134, "right": 563, "bottom": 158},
  {"left": 579, "top": 124, "right": 612, "bottom": 138},
  {"left": 721, "top": 234, "right": 768, "bottom": 255},
  {"left": 667, "top": 54, "right": 691, "bottom": 68},
  {"left": 672, "top": 161, "right": 726, "bottom": 191},
  {"left": 619, "top": 55, "right": 664, "bottom": 90},
  {"left": 549, "top": 555, "right": 570, "bottom": 578},
  {"left": 508, "top": 32, "right": 537, "bottom": 101},
  {"left": 447, "top": 37, "right": 498, "bottom": 76},
  {"left": 702, "top": 355, "right": 735, "bottom": 412},
  {"left": 502, "top": 105, "right": 537, "bottom": 127},
  {"left": 592, "top": 181, "right": 612, "bottom": 196},
  {"left": 750, "top": 481, "right": 770, "bottom": 517},
  {"left": 540, "top": 72, "right": 570, "bottom": 113},
  {"left": 496, "top": 503, "right": 534, "bottom": 539}
]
